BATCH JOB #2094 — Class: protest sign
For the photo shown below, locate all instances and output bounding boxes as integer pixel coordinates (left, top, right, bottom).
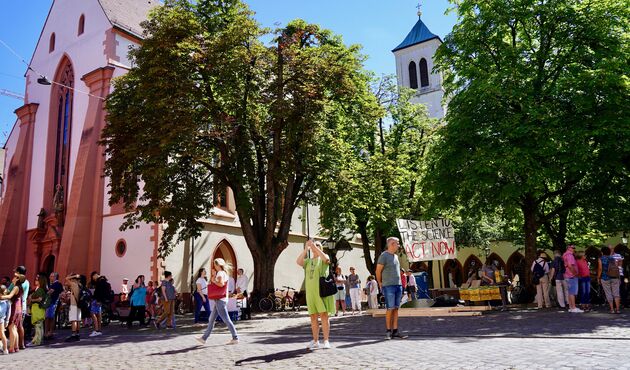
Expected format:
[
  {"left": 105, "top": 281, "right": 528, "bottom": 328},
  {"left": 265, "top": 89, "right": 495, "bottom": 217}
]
[{"left": 396, "top": 218, "right": 456, "bottom": 262}]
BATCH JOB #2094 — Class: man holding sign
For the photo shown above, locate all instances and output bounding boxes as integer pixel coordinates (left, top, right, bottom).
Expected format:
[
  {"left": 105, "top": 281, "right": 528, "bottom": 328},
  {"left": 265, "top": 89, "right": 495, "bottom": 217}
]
[{"left": 376, "top": 237, "right": 407, "bottom": 340}]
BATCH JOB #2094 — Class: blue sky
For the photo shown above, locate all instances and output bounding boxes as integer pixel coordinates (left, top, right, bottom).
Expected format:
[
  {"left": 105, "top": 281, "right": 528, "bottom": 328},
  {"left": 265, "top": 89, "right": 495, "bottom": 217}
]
[{"left": 0, "top": 0, "right": 456, "bottom": 145}]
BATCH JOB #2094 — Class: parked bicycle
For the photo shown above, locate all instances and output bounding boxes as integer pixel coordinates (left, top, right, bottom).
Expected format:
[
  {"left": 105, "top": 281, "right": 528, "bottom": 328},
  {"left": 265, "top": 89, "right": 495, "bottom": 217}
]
[
  {"left": 258, "top": 289, "right": 283, "bottom": 312},
  {"left": 278, "top": 286, "right": 301, "bottom": 311}
]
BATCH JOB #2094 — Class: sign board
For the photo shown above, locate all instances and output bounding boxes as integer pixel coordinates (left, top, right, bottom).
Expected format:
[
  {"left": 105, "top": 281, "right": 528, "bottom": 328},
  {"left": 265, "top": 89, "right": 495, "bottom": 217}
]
[{"left": 396, "top": 218, "right": 456, "bottom": 262}]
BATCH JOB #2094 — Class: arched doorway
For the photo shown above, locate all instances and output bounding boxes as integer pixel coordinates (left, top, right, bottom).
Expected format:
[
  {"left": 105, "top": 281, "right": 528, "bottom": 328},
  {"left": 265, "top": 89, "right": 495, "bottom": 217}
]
[
  {"left": 506, "top": 251, "right": 526, "bottom": 279},
  {"left": 212, "top": 239, "right": 238, "bottom": 281},
  {"left": 42, "top": 254, "right": 56, "bottom": 276},
  {"left": 487, "top": 253, "right": 506, "bottom": 273},
  {"left": 463, "top": 255, "right": 483, "bottom": 282},
  {"left": 443, "top": 259, "right": 463, "bottom": 288}
]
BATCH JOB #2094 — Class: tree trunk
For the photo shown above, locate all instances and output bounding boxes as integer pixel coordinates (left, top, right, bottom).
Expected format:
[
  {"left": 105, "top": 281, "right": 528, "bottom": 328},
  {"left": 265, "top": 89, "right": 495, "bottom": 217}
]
[
  {"left": 543, "top": 210, "right": 568, "bottom": 253},
  {"left": 252, "top": 250, "right": 277, "bottom": 295},
  {"left": 358, "top": 220, "right": 374, "bottom": 274},
  {"left": 521, "top": 194, "right": 539, "bottom": 293}
]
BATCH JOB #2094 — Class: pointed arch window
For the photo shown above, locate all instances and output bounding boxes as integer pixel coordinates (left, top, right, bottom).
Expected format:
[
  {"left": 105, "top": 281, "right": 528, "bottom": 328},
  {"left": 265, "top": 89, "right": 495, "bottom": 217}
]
[
  {"left": 78, "top": 14, "right": 85, "bottom": 36},
  {"left": 419, "top": 58, "right": 429, "bottom": 87},
  {"left": 408, "top": 61, "right": 418, "bottom": 89},
  {"left": 53, "top": 62, "right": 74, "bottom": 210},
  {"left": 49, "top": 33, "right": 56, "bottom": 53}
]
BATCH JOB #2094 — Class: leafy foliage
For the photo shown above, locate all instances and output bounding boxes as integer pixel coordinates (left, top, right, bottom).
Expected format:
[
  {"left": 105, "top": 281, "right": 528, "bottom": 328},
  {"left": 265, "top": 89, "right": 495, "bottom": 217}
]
[
  {"left": 425, "top": 0, "right": 630, "bottom": 280},
  {"left": 102, "top": 0, "right": 378, "bottom": 292}
]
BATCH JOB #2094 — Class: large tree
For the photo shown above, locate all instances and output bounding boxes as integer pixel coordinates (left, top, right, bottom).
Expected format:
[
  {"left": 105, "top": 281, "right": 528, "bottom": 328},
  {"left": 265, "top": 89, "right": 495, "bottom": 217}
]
[
  {"left": 318, "top": 76, "right": 435, "bottom": 274},
  {"left": 102, "top": 0, "right": 377, "bottom": 293},
  {"left": 425, "top": 0, "right": 629, "bottom": 285}
]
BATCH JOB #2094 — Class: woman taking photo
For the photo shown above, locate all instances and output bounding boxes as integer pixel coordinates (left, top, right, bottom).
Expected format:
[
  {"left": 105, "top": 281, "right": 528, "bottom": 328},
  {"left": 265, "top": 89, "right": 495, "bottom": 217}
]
[
  {"left": 196, "top": 259, "right": 239, "bottom": 345},
  {"left": 296, "top": 240, "right": 335, "bottom": 350},
  {"left": 194, "top": 268, "right": 210, "bottom": 324}
]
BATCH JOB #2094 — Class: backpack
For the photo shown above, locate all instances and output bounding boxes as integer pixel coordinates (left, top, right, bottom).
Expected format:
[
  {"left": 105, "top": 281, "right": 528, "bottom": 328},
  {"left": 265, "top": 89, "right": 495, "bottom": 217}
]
[
  {"left": 41, "top": 292, "right": 52, "bottom": 309},
  {"left": 607, "top": 256, "right": 620, "bottom": 278},
  {"left": 532, "top": 260, "right": 546, "bottom": 285},
  {"left": 553, "top": 257, "right": 566, "bottom": 279},
  {"left": 78, "top": 286, "right": 92, "bottom": 310}
]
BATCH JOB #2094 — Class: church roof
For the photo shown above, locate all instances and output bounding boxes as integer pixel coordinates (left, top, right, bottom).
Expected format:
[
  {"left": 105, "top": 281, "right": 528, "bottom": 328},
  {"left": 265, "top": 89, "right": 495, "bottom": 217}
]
[
  {"left": 392, "top": 17, "right": 441, "bottom": 52},
  {"left": 98, "top": 0, "right": 160, "bottom": 39}
]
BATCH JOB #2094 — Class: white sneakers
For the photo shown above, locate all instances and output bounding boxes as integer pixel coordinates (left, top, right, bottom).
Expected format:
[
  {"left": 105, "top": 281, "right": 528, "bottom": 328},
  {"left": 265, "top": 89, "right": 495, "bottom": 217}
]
[
  {"left": 569, "top": 307, "right": 584, "bottom": 313},
  {"left": 307, "top": 340, "right": 331, "bottom": 350},
  {"left": 89, "top": 331, "right": 102, "bottom": 337}
]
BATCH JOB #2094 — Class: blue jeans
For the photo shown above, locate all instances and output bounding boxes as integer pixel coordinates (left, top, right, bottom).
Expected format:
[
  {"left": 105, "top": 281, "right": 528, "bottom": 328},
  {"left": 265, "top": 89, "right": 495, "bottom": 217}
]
[
  {"left": 194, "top": 292, "right": 210, "bottom": 323},
  {"left": 201, "top": 299, "right": 238, "bottom": 341},
  {"left": 566, "top": 277, "right": 579, "bottom": 296},
  {"left": 382, "top": 285, "right": 403, "bottom": 309},
  {"left": 578, "top": 277, "right": 591, "bottom": 304}
]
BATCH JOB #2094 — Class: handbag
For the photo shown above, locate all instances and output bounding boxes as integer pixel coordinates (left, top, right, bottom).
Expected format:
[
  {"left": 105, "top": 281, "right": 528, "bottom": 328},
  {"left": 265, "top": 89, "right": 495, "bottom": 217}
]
[
  {"left": 31, "top": 302, "right": 45, "bottom": 323},
  {"left": 319, "top": 268, "right": 337, "bottom": 298},
  {"left": 207, "top": 282, "right": 228, "bottom": 300}
]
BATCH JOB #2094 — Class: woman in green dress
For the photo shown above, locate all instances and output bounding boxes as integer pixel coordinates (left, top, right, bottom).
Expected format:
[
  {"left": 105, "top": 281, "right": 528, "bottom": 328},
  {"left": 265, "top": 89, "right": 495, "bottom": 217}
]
[{"left": 296, "top": 240, "right": 335, "bottom": 350}]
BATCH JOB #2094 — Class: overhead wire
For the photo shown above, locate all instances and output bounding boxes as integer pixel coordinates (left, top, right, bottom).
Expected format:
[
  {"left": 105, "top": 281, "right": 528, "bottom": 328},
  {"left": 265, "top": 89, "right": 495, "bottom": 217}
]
[{"left": 0, "top": 38, "right": 105, "bottom": 100}]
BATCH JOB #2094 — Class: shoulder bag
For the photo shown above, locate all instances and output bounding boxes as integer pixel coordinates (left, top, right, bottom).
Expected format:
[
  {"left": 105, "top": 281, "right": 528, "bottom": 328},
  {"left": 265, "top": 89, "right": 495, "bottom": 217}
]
[
  {"left": 319, "top": 265, "right": 337, "bottom": 298},
  {"left": 207, "top": 282, "right": 228, "bottom": 300}
]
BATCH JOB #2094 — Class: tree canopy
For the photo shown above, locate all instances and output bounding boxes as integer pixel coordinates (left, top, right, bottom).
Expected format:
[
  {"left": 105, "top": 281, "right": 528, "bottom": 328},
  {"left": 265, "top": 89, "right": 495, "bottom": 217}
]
[
  {"left": 425, "top": 0, "right": 630, "bottom": 282},
  {"left": 102, "top": 0, "right": 378, "bottom": 292}
]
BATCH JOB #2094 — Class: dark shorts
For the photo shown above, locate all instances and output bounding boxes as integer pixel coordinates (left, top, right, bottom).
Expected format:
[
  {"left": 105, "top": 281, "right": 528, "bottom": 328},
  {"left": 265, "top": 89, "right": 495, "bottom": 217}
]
[
  {"left": 90, "top": 300, "right": 102, "bottom": 315},
  {"left": 382, "top": 285, "right": 403, "bottom": 309}
]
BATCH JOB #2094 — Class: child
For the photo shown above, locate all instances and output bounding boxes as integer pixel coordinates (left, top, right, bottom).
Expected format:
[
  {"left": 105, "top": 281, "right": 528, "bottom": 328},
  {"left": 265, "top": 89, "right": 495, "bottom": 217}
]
[{"left": 0, "top": 285, "right": 9, "bottom": 354}]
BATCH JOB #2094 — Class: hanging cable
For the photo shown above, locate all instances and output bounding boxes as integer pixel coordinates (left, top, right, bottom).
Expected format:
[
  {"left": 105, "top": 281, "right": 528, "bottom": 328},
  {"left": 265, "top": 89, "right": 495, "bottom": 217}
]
[{"left": 0, "top": 38, "right": 105, "bottom": 100}]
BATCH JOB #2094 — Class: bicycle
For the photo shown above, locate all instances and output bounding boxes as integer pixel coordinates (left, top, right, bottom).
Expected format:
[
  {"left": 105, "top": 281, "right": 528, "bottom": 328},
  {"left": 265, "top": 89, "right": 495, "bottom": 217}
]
[
  {"left": 258, "top": 289, "right": 283, "bottom": 312},
  {"left": 278, "top": 286, "right": 301, "bottom": 311}
]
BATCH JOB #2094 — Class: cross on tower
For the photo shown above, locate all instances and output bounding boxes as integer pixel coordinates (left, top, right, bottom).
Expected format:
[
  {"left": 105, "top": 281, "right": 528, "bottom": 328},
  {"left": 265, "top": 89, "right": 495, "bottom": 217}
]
[{"left": 416, "top": 1, "right": 422, "bottom": 17}]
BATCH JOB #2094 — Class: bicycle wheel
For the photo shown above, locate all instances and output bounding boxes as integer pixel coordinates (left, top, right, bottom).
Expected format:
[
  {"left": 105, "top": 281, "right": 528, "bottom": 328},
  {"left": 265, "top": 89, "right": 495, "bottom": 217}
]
[
  {"left": 510, "top": 286, "right": 524, "bottom": 304},
  {"left": 259, "top": 297, "right": 274, "bottom": 312},
  {"left": 274, "top": 297, "right": 283, "bottom": 312},
  {"left": 283, "top": 297, "right": 294, "bottom": 311}
]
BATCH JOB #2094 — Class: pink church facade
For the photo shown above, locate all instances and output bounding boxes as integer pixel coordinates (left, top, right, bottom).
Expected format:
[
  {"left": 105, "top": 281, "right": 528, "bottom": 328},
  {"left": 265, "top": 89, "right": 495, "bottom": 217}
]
[
  {"left": 1, "top": 0, "right": 372, "bottom": 295},
  {"left": 0, "top": 0, "right": 161, "bottom": 284}
]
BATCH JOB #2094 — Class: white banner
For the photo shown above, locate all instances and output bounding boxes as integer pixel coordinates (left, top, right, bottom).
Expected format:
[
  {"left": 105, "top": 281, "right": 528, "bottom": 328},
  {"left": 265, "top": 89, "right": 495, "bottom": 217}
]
[{"left": 396, "top": 218, "right": 456, "bottom": 262}]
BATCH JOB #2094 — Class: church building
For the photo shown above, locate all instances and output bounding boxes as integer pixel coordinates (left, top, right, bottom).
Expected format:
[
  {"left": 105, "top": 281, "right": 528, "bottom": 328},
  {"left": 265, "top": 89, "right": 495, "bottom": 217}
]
[{"left": 0, "top": 0, "right": 370, "bottom": 295}]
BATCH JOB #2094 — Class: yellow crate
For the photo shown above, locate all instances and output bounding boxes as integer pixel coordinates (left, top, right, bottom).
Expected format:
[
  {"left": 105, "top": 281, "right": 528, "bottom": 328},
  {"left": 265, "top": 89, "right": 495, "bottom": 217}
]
[
  {"left": 480, "top": 288, "right": 492, "bottom": 301},
  {"left": 468, "top": 288, "right": 481, "bottom": 301},
  {"left": 490, "top": 287, "right": 501, "bottom": 300},
  {"left": 459, "top": 288, "right": 470, "bottom": 301}
]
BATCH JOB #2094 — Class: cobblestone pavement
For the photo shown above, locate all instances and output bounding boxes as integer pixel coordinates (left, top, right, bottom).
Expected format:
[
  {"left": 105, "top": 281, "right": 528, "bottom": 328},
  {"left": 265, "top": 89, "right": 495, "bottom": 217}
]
[{"left": 9, "top": 307, "right": 630, "bottom": 369}]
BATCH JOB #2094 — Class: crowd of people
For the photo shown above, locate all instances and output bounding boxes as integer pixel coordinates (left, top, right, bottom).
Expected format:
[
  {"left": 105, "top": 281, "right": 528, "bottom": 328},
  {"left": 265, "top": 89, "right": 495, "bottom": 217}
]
[
  {"left": 2, "top": 240, "right": 626, "bottom": 353},
  {"left": 530, "top": 244, "right": 626, "bottom": 313},
  {"left": 0, "top": 263, "right": 217, "bottom": 353}
]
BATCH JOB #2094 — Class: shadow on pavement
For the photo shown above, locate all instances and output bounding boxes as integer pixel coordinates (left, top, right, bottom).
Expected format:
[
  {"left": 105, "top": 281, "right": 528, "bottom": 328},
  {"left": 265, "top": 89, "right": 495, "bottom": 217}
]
[
  {"left": 147, "top": 345, "right": 207, "bottom": 356},
  {"left": 234, "top": 348, "right": 308, "bottom": 366}
]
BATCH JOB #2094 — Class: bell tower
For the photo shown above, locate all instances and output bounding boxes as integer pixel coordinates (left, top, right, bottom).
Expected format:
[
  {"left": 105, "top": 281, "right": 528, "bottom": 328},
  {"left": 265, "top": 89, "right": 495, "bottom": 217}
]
[{"left": 392, "top": 4, "right": 445, "bottom": 119}]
